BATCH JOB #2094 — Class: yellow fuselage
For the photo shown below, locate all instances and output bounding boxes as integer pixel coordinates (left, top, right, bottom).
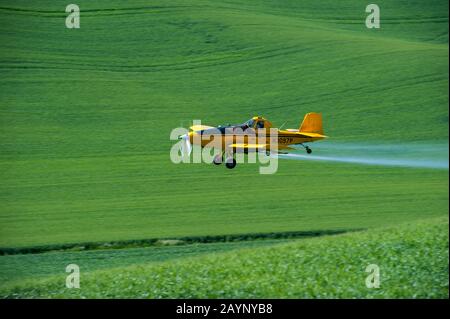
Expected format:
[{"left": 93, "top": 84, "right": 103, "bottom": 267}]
[{"left": 189, "top": 129, "right": 325, "bottom": 152}]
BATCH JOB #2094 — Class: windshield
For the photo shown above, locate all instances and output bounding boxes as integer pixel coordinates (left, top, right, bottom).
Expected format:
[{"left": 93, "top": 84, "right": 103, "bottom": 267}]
[{"left": 245, "top": 119, "right": 255, "bottom": 128}]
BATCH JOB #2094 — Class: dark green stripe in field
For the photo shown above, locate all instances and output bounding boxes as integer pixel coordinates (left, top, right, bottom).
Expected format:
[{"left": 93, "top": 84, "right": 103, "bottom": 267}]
[
  {"left": 0, "top": 228, "right": 354, "bottom": 255},
  {"left": 0, "top": 238, "right": 294, "bottom": 285}
]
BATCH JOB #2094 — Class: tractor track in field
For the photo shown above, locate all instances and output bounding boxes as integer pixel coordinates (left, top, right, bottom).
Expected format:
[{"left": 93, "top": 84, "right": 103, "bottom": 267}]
[
  {"left": 0, "top": 47, "right": 441, "bottom": 74},
  {"left": 0, "top": 5, "right": 190, "bottom": 17},
  {"left": 0, "top": 44, "right": 312, "bottom": 73}
]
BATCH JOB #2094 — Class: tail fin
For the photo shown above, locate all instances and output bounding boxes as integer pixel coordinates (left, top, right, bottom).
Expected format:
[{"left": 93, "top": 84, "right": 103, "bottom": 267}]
[{"left": 299, "top": 112, "right": 324, "bottom": 135}]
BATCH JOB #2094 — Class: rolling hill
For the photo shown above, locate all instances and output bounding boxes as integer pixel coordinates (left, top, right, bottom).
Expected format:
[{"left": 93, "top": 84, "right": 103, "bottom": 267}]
[{"left": 1, "top": 217, "right": 448, "bottom": 298}]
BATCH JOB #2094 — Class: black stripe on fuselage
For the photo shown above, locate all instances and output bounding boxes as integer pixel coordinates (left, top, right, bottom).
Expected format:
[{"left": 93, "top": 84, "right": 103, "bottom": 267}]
[{"left": 197, "top": 127, "right": 317, "bottom": 140}]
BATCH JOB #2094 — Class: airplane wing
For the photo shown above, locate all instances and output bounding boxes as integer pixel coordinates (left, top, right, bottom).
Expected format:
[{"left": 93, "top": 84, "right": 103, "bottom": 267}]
[
  {"left": 189, "top": 125, "right": 215, "bottom": 132},
  {"left": 228, "top": 143, "right": 267, "bottom": 151},
  {"left": 228, "top": 143, "right": 295, "bottom": 152}
]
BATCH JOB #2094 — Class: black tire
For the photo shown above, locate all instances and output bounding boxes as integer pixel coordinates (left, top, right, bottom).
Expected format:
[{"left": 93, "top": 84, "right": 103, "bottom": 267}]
[
  {"left": 225, "top": 158, "right": 237, "bottom": 169},
  {"left": 213, "top": 154, "right": 222, "bottom": 165},
  {"left": 306, "top": 147, "right": 312, "bottom": 154}
]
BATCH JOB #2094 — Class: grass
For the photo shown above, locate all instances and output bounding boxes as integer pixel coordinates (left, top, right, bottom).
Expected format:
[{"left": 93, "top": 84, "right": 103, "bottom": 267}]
[
  {"left": 0, "top": 0, "right": 448, "bottom": 298},
  {"left": 0, "top": 160, "right": 447, "bottom": 248},
  {"left": 1, "top": 217, "right": 447, "bottom": 298},
  {"left": 0, "top": 238, "right": 298, "bottom": 284}
]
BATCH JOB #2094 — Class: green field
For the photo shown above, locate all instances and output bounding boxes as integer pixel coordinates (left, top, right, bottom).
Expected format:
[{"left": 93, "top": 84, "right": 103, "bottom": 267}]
[
  {"left": 0, "top": 0, "right": 448, "bottom": 298},
  {"left": 1, "top": 217, "right": 448, "bottom": 298}
]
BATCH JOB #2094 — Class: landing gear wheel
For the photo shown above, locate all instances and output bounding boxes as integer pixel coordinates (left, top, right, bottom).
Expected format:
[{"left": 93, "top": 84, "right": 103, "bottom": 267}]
[
  {"left": 306, "top": 147, "right": 312, "bottom": 154},
  {"left": 225, "top": 158, "right": 237, "bottom": 169},
  {"left": 213, "top": 154, "right": 223, "bottom": 165}
]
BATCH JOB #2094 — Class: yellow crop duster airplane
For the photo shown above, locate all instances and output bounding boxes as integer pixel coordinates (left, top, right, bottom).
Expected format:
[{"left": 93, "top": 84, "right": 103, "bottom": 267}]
[{"left": 178, "top": 113, "right": 327, "bottom": 169}]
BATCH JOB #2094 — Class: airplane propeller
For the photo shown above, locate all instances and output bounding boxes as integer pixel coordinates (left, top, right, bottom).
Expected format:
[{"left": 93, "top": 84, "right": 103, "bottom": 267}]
[{"left": 179, "top": 133, "right": 192, "bottom": 156}]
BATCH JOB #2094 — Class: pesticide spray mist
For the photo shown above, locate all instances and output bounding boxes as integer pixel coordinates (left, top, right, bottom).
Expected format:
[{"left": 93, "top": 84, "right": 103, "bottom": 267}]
[{"left": 277, "top": 142, "right": 449, "bottom": 170}]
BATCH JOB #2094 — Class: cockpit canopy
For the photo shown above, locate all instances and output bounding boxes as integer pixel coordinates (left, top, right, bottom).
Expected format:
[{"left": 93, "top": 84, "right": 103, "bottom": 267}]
[{"left": 244, "top": 116, "right": 272, "bottom": 129}]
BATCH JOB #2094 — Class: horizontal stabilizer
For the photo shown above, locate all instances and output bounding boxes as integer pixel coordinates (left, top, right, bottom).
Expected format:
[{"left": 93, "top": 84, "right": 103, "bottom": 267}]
[
  {"left": 278, "top": 145, "right": 295, "bottom": 150},
  {"left": 298, "top": 132, "right": 328, "bottom": 138}
]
